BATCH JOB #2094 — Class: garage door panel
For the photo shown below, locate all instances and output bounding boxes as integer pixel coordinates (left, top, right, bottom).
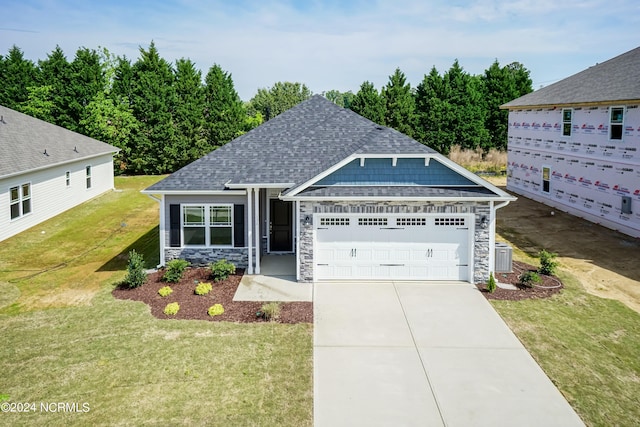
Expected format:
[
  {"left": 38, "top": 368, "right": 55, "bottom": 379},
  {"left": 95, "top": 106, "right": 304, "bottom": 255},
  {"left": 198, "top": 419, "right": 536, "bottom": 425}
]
[{"left": 315, "top": 214, "right": 471, "bottom": 281}]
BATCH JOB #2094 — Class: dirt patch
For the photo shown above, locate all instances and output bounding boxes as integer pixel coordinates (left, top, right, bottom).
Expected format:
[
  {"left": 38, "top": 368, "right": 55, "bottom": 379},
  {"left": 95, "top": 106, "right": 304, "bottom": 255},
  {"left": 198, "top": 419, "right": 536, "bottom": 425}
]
[
  {"left": 476, "top": 261, "right": 564, "bottom": 301},
  {"left": 112, "top": 268, "right": 313, "bottom": 323},
  {"left": 483, "top": 176, "right": 640, "bottom": 314}
]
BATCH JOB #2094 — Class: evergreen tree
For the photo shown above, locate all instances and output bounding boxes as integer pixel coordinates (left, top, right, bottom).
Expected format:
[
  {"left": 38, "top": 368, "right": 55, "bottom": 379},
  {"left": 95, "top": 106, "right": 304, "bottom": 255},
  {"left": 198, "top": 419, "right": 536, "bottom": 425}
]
[
  {"left": 0, "top": 45, "right": 38, "bottom": 110},
  {"left": 415, "top": 67, "right": 454, "bottom": 153},
  {"left": 203, "top": 64, "right": 245, "bottom": 150},
  {"left": 442, "top": 60, "right": 490, "bottom": 151},
  {"left": 128, "top": 41, "right": 178, "bottom": 174},
  {"left": 174, "top": 58, "right": 207, "bottom": 165},
  {"left": 37, "top": 46, "right": 71, "bottom": 128},
  {"left": 481, "top": 60, "right": 533, "bottom": 150},
  {"left": 350, "top": 81, "right": 386, "bottom": 125},
  {"left": 68, "top": 47, "right": 106, "bottom": 134},
  {"left": 382, "top": 68, "right": 416, "bottom": 137}
]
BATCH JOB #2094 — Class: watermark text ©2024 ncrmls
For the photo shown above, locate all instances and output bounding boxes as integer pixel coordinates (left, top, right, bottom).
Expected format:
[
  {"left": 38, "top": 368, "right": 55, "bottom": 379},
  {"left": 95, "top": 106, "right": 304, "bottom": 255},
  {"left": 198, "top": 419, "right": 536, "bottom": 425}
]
[{"left": 1, "top": 401, "right": 90, "bottom": 413}]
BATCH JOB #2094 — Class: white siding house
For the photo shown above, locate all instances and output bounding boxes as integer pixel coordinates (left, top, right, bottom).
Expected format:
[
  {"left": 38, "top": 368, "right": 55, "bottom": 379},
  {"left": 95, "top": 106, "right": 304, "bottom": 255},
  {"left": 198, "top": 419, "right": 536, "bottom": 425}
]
[
  {"left": 502, "top": 46, "right": 640, "bottom": 238},
  {"left": 0, "top": 105, "right": 119, "bottom": 242}
]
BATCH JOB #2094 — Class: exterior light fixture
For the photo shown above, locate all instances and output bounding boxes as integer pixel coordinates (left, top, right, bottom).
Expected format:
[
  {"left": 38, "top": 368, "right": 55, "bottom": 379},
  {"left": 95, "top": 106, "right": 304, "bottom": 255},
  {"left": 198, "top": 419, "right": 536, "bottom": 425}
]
[
  {"left": 304, "top": 215, "right": 311, "bottom": 226},
  {"left": 480, "top": 216, "right": 488, "bottom": 229}
]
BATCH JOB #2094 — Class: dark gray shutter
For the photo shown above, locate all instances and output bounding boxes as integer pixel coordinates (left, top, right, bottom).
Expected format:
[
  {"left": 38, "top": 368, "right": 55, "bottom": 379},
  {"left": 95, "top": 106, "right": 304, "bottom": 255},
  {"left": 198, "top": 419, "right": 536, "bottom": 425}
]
[
  {"left": 234, "top": 204, "right": 245, "bottom": 247},
  {"left": 169, "top": 204, "right": 181, "bottom": 247}
]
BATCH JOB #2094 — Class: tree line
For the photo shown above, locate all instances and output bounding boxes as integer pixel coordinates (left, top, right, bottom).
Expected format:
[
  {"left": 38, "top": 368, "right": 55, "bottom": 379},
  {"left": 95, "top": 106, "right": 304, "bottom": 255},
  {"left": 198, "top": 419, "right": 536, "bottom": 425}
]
[{"left": 1, "top": 42, "right": 532, "bottom": 174}]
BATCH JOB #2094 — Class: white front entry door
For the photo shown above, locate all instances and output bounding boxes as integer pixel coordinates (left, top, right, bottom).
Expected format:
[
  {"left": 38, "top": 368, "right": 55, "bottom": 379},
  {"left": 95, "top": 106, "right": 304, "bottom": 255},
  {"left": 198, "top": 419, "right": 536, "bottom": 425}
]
[{"left": 315, "top": 214, "right": 473, "bottom": 281}]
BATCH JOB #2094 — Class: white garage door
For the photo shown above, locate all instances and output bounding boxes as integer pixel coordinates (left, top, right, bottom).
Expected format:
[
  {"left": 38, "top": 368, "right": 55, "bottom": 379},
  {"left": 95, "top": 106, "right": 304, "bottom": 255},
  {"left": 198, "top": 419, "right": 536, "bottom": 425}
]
[{"left": 315, "top": 214, "right": 472, "bottom": 281}]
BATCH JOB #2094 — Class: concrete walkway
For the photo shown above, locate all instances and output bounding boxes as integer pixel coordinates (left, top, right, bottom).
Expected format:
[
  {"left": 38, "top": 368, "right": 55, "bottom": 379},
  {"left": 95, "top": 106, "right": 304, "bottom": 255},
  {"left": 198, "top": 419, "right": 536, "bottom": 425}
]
[
  {"left": 314, "top": 281, "right": 584, "bottom": 427},
  {"left": 234, "top": 255, "right": 313, "bottom": 302}
]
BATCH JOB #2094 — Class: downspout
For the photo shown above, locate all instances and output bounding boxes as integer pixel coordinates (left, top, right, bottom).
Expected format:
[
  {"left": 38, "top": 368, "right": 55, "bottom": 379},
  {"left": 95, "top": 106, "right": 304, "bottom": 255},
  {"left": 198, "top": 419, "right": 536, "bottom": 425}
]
[
  {"left": 490, "top": 200, "right": 512, "bottom": 275},
  {"left": 145, "top": 194, "right": 165, "bottom": 267},
  {"left": 247, "top": 188, "right": 254, "bottom": 274},
  {"left": 254, "top": 188, "right": 260, "bottom": 274}
]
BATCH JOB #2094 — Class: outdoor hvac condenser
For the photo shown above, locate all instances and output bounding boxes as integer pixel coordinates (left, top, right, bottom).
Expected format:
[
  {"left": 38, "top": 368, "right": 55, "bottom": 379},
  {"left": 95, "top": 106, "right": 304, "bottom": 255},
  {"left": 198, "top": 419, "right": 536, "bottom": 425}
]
[{"left": 495, "top": 243, "right": 513, "bottom": 273}]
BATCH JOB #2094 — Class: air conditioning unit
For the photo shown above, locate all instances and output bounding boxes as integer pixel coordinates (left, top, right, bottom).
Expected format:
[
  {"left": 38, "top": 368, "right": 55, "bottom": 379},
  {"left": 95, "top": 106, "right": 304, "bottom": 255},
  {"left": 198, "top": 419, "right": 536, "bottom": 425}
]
[{"left": 495, "top": 243, "right": 513, "bottom": 273}]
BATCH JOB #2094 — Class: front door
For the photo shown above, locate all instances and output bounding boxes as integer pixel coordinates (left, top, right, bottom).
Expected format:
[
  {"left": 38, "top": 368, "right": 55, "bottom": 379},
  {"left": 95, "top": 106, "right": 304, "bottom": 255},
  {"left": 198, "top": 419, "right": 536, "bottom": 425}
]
[{"left": 269, "top": 199, "right": 293, "bottom": 252}]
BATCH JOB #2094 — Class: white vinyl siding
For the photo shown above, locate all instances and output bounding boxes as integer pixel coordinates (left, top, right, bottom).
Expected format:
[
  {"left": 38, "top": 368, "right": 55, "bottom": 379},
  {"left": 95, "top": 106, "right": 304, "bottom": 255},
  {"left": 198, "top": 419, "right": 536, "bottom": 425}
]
[{"left": 0, "top": 154, "right": 115, "bottom": 242}]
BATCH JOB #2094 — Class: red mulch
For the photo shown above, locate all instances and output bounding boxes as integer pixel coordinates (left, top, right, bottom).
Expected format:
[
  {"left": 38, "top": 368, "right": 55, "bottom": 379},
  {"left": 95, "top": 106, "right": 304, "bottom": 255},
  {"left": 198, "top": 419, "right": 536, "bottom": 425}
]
[
  {"left": 476, "top": 261, "right": 564, "bottom": 301},
  {"left": 112, "top": 267, "right": 313, "bottom": 323}
]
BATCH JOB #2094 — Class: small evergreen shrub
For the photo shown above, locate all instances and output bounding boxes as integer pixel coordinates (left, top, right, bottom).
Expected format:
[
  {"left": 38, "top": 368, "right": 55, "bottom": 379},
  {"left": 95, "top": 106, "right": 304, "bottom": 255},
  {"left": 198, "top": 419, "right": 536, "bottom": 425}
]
[
  {"left": 209, "top": 259, "right": 236, "bottom": 282},
  {"left": 124, "top": 250, "right": 146, "bottom": 288},
  {"left": 208, "top": 304, "right": 225, "bottom": 317},
  {"left": 259, "top": 302, "right": 282, "bottom": 322},
  {"left": 164, "top": 302, "right": 180, "bottom": 315},
  {"left": 158, "top": 286, "right": 173, "bottom": 297},
  {"left": 538, "top": 249, "right": 559, "bottom": 276},
  {"left": 195, "top": 282, "right": 212, "bottom": 296},
  {"left": 519, "top": 271, "right": 541, "bottom": 288},
  {"left": 486, "top": 272, "right": 497, "bottom": 293},
  {"left": 162, "top": 259, "right": 190, "bottom": 283}
]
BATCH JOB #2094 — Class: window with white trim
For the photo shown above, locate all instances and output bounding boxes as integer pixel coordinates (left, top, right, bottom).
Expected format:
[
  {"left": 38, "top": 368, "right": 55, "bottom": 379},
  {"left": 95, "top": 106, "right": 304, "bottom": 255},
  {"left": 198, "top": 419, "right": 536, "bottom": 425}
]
[
  {"left": 65, "top": 171, "right": 71, "bottom": 187},
  {"left": 182, "top": 204, "right": 233, "bottom": 246},
  {"left": 10, "top": 183, "right": 31, "bottom": 220},
  {"left": 85, "top": 166, "right": 92, "bottom": 189},
  {"left": 610, "top": 107, "right": 624, "bottom": 140}
]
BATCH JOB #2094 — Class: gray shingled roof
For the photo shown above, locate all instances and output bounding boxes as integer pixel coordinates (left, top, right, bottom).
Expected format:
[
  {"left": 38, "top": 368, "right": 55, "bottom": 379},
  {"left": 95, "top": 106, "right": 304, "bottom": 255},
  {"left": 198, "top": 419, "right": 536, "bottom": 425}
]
[
  {"left": 502, "top": 46, "right": 640, "bottom": 108},
  {"left": 0, "top": 105, "right": 119, "bottom": 179},
  {"left": 146, "top": 95, "right": 436, "bottom": 192}
]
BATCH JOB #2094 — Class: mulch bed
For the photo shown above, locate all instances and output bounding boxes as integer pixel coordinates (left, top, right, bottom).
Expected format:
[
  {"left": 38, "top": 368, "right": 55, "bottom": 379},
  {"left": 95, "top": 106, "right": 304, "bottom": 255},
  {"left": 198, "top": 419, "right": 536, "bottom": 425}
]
[
  {"left": 112, "top": 267, "right": 313, "bottom": 323},
  {"left": 476, "top": 261, "right": 564, "bottom": 301}
]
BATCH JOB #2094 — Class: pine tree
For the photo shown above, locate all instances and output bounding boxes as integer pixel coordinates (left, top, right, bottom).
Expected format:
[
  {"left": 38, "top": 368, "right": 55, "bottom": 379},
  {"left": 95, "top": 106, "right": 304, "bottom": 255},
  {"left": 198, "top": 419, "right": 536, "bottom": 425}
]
[
  {"left": 36, "top": 46, "right": 71, "bottom": 128},
  {"left": 203, "top": 64, "right": 245, "bottom": 150},
  {"left": 382, "top": 68, "right": 416, "bottom": 137},
  {"left": 174, "top": 58, "right": 207, "bottom": 165},
  {"left": 0, "top": 45, "right": 38, "bottom": 110},
  {"left": 128, "top": 41, "right": 178, "bottom": 174},
  {"left": 350, "top": 81, "right": 386, "bottom": 125}
]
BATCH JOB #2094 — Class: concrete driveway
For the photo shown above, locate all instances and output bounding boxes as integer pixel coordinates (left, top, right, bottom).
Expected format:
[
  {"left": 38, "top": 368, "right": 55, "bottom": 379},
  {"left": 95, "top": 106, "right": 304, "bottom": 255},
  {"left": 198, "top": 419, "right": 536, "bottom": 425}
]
[{"left": 314, "top": 281, "right": 584, "bottom": 427}]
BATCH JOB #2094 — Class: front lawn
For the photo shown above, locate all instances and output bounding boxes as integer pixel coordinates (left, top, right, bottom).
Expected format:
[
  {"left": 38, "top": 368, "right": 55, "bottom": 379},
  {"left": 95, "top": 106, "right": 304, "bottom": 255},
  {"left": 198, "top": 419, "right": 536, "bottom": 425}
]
[{"left": 0, "top": 176, "right": 313, "bottom": 426}]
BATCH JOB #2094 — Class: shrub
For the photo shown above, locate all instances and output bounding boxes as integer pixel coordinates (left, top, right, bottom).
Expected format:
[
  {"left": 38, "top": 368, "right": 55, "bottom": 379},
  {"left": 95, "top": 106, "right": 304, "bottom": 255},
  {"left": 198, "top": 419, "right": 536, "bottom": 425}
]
[
  {"left": 209, "top": 259, "right": 236, "bottom": 282},
  {"left": 195, "top": 282, "right": 212, "bottom": 296},
  {"left": 158, "top": 286, "right": 173, "bottom": 297},
  {"left": 259, "top": 302, "right": 282, "bottom": 322},
  {"left": 164, "top": 302, "right": 180, "bottom": 315},
  {"left": 519, "top": 271, "right": 541, "bottom": 288},
  {"left": 124, "top": 250, "right": 146, "bottom": 288},
  {"left": 162, "top": 259, "right": 190, "bottom": 283},
  {"left": 487, "top": 272, "right": 497, "bottom": 293},
  {"left": 208, "top": 304, "right": 225, "bottom": 317},
  {"left": 538, "top": 249, "right": 559, "bottom": 276}
]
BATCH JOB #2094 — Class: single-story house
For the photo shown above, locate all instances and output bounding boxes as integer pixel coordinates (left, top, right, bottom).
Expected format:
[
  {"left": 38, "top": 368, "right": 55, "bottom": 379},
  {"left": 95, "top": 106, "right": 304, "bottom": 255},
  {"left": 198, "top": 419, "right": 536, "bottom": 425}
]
[
  {"left": 502, "top": 46, "right": 640, "bottom": 238},
  {"left": 0, "top": 104, "right": 119, "bottom": 242},
  {"left": 143, "top": 95, "right": 515, "bottom": 283}
]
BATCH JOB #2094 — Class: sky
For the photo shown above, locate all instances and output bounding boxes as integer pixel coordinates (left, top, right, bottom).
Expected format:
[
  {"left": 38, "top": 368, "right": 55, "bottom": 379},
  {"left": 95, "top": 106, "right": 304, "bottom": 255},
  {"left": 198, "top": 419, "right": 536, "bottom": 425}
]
[{"left": 1, "top": 0, "right": 639, "bottom": 101}]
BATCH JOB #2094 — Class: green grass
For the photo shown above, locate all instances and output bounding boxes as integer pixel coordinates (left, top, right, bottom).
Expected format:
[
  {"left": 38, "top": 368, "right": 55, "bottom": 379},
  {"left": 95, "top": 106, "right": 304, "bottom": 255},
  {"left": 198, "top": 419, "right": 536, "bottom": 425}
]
[
  {"left": 0, "top": 176, "right": 313, "bottom": 426},
  {"left": 491, "top": 269, "right": 640, "bottom": 426}
]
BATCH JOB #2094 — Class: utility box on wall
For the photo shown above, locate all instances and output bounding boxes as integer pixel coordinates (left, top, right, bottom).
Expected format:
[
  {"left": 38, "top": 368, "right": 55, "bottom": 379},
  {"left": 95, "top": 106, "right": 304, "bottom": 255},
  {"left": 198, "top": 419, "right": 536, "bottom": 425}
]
[
  {"left": 495, "top": 242, "right": 513, "bottom": 273},
  {"left": 621, "top": 196, "right": 632, "bottom": 215}
]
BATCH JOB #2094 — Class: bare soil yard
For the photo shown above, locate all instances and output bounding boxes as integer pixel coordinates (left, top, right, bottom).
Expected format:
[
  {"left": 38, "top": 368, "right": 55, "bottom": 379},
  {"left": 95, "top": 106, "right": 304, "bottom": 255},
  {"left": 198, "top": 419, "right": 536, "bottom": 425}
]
[{"left": 486, "top": 176, "right": 640, "bottom": 313}]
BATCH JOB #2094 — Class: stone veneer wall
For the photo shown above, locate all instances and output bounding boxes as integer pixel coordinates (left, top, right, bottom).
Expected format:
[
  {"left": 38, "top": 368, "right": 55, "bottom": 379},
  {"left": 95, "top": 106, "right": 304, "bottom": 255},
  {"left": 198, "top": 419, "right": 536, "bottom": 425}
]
[
  {"left": 298, "top": 201, "right": 491, "bottom": 283},
  {"left": 165, "top": 247, "right": 248, "bottom": 268}
]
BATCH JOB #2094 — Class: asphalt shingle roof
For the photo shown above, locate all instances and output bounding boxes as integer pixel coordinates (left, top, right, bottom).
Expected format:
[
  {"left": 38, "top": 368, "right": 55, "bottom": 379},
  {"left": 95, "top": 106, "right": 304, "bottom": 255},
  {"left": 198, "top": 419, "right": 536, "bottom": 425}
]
[
  {"left": 502, "top": 46, "right": 640, "bottom": 108},
  {"left": 146, "top": 95, "right": 436, "bottom": 192},
  {"left": 0, "top": 105, "right": 118, "bottom": 179}
]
